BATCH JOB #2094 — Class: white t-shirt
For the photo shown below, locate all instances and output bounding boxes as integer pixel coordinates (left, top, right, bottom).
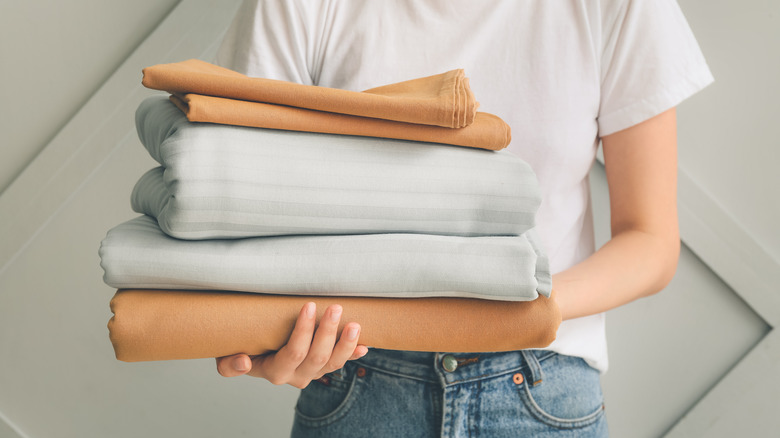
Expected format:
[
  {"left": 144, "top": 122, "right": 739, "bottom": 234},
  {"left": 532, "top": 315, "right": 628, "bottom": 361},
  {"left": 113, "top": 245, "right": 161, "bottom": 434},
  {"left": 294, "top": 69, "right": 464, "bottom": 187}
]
[{"left": 215, "top": 0, "right": 713, "bottom": 372}]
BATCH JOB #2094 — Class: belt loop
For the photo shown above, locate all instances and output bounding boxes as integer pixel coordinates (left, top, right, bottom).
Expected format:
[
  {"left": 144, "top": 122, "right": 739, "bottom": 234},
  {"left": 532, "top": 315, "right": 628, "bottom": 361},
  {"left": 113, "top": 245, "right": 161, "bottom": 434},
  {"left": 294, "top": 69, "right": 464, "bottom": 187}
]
[{"left": 519, "top": 350, "right": 543, "bottom": 387}]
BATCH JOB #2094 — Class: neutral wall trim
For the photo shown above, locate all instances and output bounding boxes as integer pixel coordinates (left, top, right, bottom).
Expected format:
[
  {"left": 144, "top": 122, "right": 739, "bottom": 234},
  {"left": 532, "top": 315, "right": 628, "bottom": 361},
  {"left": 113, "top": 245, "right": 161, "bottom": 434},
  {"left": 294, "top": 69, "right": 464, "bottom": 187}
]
[
  {"left": 0, "top": 2, "right": 241, "bottom": 435},
  {"left": 666, "top": 330, "right": 780, "bottom": 437},
  {"left": 0, "top": 0, "right": 241, "bottom": 275},
  {"left": 597, "top": 152, "right": 780, "bottom": 436},
  {"left": 0, "top": 411, "right": 27, "bottom": 438},
  {"left": 677, "top": 169, "right": 780, "bottom": 326},
  {"left": 664, "top": 168, "right": 778, "bottom": 436}
]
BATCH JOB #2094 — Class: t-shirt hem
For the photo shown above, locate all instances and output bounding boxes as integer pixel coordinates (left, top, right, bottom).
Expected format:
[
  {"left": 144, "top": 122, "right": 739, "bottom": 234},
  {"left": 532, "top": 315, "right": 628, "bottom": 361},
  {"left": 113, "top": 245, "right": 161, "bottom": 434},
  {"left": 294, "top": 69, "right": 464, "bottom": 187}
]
[{"left": 532, "top": 313, "right": 610, "bottom": 374}]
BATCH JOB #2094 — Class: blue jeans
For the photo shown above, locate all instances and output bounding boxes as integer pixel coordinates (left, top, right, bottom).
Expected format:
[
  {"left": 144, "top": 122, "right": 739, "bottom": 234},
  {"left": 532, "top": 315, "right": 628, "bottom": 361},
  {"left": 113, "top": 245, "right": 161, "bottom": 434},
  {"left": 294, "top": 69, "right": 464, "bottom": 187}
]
[{"left": 291, "top": 349, "right": 607, "bottom": 437}]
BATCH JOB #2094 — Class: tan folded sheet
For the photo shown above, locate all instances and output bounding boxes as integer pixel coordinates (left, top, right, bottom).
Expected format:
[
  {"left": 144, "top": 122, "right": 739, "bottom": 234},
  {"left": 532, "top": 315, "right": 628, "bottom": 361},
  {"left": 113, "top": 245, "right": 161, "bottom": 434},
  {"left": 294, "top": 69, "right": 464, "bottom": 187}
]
[
  {"left": 169, "top": 93, "right": 511, "bottom": 151},
  {"left": 142, "top": 59, "right": 478, "bottom": 128},
  {"left": 108, "top": 289, "right": 561, "bottom": 362}
]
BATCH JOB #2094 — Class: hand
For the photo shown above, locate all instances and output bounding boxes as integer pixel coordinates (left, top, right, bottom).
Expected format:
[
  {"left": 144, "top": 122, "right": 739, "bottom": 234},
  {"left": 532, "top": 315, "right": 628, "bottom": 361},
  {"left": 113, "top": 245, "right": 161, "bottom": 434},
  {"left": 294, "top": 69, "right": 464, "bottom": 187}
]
[{"left": 215, "top": 302, "right": 368, "bottom": 388}]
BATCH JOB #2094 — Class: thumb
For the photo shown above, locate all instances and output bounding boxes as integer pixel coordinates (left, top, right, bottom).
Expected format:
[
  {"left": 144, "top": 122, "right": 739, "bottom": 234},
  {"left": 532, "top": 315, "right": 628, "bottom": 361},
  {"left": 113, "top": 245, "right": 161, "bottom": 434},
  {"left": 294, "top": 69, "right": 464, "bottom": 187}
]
[{"left": 216, "top": 354, "right": 252, "bottom": 377}]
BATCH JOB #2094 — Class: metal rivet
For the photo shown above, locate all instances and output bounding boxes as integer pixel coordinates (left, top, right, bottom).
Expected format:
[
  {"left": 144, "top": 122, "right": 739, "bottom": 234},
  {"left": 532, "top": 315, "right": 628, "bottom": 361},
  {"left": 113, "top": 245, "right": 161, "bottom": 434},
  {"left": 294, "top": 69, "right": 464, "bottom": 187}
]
[
  {"left": 356, "top": 367, "right": 366, "bottom": 378},
  {"left": 441, "top": 354, "right": 458, "bottom": 372},
  {"left": 513, "top": 373, "right": 524, "bottom": 385}
]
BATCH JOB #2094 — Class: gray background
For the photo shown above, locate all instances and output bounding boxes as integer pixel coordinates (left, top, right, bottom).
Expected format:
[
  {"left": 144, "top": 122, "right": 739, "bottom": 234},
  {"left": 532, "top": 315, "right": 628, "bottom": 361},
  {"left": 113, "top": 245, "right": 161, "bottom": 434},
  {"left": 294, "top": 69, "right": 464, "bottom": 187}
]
[{"left": 1, "top": 1, "right": 778, "bottom": 437}]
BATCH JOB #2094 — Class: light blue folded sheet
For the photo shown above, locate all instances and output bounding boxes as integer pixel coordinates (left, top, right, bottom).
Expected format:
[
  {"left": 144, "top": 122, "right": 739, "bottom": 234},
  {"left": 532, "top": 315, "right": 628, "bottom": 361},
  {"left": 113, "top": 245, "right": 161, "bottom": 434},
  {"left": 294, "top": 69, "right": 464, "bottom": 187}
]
[
  {"left": 131, "top": 97, "right": 542, "bottom": 240},
  {"left": 99, "top": 215, "right": 552, "bottom": 301}
]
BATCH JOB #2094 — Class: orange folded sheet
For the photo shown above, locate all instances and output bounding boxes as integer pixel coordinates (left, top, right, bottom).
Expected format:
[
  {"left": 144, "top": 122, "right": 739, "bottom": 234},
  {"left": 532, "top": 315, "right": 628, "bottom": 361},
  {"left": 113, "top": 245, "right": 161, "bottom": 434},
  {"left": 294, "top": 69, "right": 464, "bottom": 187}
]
[
  {"left": 169, "top": 93, "right": 511, "bottom": 151},
  {"left": 108, "top": 289, "right": 561, "bottom": 362},
  {"left": 142, "top": 59, "right": 478, "bottom": 128}
]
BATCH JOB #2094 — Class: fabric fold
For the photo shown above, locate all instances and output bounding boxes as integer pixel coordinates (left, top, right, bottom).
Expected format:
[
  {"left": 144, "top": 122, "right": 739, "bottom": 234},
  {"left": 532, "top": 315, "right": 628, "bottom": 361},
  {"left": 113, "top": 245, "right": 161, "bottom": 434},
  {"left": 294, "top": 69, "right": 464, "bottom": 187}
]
[
  {"left": 99, "top": 215, "right": 552, "bottom": 301},
  {"left": 168, "top": 93, "right": 509, "bottom": 151},
  {"left": 132, "top": 97, "right": 537, "bottom": 240},
  {"left": 142, "top": 59, "right": 478, "bottom": 128},
  {"left": 108, "top": 289, "right": 561, "bottom": 362}
]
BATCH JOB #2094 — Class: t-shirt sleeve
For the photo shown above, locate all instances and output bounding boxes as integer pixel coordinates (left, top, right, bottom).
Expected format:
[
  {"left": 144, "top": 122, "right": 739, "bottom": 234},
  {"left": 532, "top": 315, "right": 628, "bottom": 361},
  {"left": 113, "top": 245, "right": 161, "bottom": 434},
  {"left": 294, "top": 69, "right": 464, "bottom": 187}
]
[
  {"left": 213, "top": 0, "right": 322, "bottom": 85},
  {"left": 597, "top": 0, "right": 714, "bottom": 137}
]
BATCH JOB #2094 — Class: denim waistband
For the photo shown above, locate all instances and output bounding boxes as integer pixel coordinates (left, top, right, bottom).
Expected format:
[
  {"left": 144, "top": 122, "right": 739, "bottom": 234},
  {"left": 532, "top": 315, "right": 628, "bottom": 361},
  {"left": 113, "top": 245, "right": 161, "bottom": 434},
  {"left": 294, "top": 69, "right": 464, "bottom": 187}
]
[{"left": 355, "top": 348, "right": 556, "bottom": 387}]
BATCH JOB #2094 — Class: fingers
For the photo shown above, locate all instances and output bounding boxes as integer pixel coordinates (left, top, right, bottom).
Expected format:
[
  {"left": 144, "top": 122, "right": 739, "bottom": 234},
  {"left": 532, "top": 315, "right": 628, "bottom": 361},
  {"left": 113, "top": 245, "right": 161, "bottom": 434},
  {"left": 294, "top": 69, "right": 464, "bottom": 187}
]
[
  {"left": 294, "top": 305, "right": 344, "bottom": 378},
  {"left": 248, "top": 301, "right": 318, "bottom": 381},
  {"left": 321, "top": 323, "right": 362, "bottom": 375},
  {"left": 350, "top": 345, "right": 369, "bottom": 361},
  {"left": 215, "top": 353, "right": 252, "bottom": 377},
  {"left": 215, "top": 302, "right": 369, "bottom": 389}
]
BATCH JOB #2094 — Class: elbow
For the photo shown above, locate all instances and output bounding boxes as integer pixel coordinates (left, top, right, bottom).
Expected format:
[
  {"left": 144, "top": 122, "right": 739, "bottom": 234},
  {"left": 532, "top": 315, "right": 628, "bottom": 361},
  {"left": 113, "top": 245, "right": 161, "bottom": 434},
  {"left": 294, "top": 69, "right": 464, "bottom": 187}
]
[{"left": 644, "top": 236, "right": 680, "bottom": 298}]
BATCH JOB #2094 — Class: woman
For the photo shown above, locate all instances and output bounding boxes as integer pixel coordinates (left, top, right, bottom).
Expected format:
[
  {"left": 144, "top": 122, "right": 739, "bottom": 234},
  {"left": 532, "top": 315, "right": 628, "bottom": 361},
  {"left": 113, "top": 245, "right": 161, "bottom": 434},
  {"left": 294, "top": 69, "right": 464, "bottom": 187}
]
[{"left": 214, "top": 1, "right": 713, "bottom": 436}]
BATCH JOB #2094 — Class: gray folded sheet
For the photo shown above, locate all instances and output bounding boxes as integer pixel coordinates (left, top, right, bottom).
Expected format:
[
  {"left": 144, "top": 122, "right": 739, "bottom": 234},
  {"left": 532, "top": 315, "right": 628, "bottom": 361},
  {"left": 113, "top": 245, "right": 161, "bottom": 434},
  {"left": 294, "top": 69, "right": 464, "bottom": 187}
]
[
  {"left": 99, "top": 215, "right": 552, "bottom": 301},
  {"left": 131, "top": 97, "right": 542, "bottom": 240}
]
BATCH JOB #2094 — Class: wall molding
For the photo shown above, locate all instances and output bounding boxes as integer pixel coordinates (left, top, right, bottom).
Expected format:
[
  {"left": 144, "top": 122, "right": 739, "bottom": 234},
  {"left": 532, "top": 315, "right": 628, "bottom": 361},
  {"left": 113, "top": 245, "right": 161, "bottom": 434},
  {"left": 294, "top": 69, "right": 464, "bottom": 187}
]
[
  {"left": 597, "top": 148, "right": 780, "bottom": 436},
  {"left": 0, "top": 0, "right": 241, "bottom": 275},
  {"left": 0, "top": 1, "right": 240, "bottom": 435},
  {"left": 664, "top": 167, "right": 778, "bottom": 436},
  {"left": 666, "top": 330, "right": 780, "bottom": 437},
  {"left": 676, "top": 168, "right": 780, "bottom": 326},
  {"left": 0, "top": 411, "right": 27, "bottom": 438}
]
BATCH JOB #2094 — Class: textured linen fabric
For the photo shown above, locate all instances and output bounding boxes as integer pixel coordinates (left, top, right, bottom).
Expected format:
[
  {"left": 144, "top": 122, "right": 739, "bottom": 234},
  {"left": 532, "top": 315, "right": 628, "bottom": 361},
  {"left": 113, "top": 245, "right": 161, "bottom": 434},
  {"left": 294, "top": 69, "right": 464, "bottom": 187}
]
[
  {"left": 214, "top": 0, "right": 714, "bottom": 371},
  {"left": 166, "top": 92, "right": 511, "bottom": 151},
  {"left": 141, "top": 60, "right": 511, "bottom": 150},
  {"left": 131, "top": 96, "right": 540, "bottom": 240},
  {"left": 107, "top": 289, "right": 561, "bottom": 362},
  {"left": 99, "top": 215, "right": 552, "bottom": 300},
  {"left": 142, "top": 59, "right": 478, "bottom": 128}
]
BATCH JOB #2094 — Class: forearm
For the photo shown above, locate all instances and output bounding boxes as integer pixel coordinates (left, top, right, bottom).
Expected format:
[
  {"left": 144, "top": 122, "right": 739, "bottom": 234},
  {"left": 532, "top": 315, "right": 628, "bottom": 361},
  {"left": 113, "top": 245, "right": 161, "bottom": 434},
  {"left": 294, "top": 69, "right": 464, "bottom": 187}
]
[
  {"left": 553, "top": 226, "right": 680, "bottom": 321},
  {"left": 552, "top": 107, "right": 681, "bottom": 321}
]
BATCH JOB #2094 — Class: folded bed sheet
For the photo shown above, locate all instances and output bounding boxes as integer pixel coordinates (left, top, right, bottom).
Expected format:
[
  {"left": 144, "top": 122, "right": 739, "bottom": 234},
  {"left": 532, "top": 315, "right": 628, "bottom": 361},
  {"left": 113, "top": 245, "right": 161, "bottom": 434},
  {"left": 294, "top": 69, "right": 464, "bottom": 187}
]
[
  {"left": 108, "top": 289, "right": 561, "bottom": 362},
  {"left": 99, "top": 215, "right": 552, "bottom": 301},
  {"left": 142, "top": 59, "right": 478, "bottom": 128},
  {"left": 168, "top": 93, "right": 510, "bottom": 151},
  {"left": 133, "top": 97, "right": 540, "bottom": 240}
]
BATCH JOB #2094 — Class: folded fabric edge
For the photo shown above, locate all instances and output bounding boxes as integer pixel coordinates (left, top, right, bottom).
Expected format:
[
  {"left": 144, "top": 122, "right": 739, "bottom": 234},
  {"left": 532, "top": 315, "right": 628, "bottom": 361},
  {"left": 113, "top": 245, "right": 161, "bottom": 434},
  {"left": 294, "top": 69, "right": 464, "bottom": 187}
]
[
  {"left": 169, "top": 93, "right": 509, "bottom": 151},
  {"left": 527, "top": 228, "right": 553, "bottom": 298},
  {"left": 146, "top": 60, "right": 478, "bottom": 128},
  {"left": 100, "top": 215, "right": 544, "bottom": 301},
  {"left": 107, "top": 288, "right": 561, "bottom": 362}
]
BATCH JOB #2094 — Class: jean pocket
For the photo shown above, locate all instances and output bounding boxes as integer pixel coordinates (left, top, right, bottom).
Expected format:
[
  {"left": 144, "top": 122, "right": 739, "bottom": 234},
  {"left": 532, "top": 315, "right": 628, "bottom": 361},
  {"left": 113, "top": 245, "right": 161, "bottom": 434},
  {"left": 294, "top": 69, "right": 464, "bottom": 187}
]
[
  {"left": 293, "top": 362, "right": 362, "bottom": 428},
  {"left": 516, "top": 353, "right": 605, "bottom": 429}
]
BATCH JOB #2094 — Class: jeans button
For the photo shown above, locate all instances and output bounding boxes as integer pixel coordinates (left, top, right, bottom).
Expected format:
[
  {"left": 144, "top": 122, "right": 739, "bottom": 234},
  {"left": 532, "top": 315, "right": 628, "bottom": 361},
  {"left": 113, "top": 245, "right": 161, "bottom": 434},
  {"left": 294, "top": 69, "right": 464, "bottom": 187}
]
[{"left": 441, "top": 354, "right": 458, "bottom": 372}]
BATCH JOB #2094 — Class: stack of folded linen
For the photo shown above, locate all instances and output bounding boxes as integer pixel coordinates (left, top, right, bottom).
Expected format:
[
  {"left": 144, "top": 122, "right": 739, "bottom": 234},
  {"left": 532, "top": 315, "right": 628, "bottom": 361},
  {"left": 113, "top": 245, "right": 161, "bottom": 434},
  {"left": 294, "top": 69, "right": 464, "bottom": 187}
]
[
  {"left": 100, "top": 61, "right": 560, "bottom": 362},
  {"left": 141, "top": 59, "right": 511, "bottom": 149}
]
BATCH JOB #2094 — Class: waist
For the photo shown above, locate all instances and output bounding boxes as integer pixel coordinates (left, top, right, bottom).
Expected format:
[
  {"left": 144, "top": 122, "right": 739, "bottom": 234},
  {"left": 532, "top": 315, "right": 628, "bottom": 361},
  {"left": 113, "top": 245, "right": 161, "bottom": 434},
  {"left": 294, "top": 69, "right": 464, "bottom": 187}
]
[{"left": 355, "top": 348, "right": 556, "bottom": 386}]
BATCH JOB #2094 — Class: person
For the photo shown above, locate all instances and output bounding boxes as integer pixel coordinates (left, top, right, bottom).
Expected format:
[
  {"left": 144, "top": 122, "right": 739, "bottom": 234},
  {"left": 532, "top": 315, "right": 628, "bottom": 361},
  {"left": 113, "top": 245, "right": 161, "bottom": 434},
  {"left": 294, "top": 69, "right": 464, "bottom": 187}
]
[{"left": 212, "top": 1, "right": 713, "bottom": 436}]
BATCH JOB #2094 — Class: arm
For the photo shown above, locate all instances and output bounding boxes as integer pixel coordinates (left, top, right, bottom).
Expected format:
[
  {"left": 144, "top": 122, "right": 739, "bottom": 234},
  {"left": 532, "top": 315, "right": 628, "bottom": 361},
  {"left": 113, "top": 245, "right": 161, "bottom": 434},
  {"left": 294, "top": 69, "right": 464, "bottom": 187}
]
[
  {"left": 553, "top": 108, "right": 680, "bottom": 320},
  {"left": 209, "top": 293, "right": 560, "bottom": 386}
]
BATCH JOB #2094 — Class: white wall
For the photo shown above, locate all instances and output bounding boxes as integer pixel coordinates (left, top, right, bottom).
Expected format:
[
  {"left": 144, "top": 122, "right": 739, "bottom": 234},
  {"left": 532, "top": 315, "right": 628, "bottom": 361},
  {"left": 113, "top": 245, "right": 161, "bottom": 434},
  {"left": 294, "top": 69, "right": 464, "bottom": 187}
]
[
  {"left": 600, "top": 1, "right": 780, "bottom": 435},
  {"left": 677, "top": 0, "right": 780, "bottom": 261},
  {"left": 0, "top": 1, "right": 777, "bottom": 437},
  {"left": 0, "top": 0, "right": 178, "bottom": 194}
]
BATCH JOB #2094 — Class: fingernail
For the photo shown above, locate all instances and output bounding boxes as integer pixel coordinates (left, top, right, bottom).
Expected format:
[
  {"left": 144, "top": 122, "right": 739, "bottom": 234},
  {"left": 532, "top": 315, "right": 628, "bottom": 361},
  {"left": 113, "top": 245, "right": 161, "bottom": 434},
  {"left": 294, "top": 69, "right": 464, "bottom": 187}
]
[
  {"left": 305, "top": 302, "right": 315, "bottom": 319},
  {"left": 346, "top": 325, "right": 359, "bottom": 341},
  {"left": 329, "top": 306, "right": 342, "bottom": 322},
  {"left": 234, "top": 356, "right": 250, "bottom": 372}
]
